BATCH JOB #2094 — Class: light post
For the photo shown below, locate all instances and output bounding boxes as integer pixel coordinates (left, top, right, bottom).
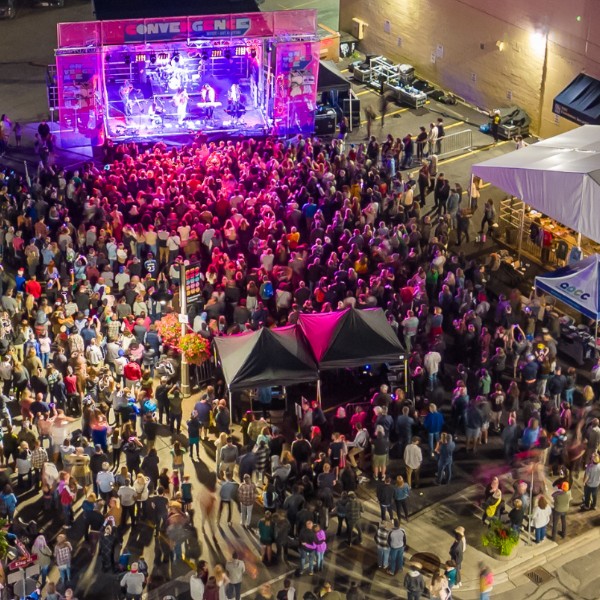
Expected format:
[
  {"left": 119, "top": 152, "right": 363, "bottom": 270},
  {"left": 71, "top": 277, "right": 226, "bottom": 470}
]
[{"left": 179, "top": 264, "right": 190, "bottom": 396}]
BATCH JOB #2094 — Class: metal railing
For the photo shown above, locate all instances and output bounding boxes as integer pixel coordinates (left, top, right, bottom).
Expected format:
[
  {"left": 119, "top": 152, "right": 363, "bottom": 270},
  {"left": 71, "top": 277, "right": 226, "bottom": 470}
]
[{"left": 437, "top": 129, "right": 473, "bottom": 159}]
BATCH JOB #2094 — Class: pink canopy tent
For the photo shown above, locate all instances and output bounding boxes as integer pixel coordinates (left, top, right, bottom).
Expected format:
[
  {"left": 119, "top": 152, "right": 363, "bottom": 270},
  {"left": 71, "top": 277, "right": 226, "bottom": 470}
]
[{"left": 297, "top": 307, "right": 404, "bottom": 369}]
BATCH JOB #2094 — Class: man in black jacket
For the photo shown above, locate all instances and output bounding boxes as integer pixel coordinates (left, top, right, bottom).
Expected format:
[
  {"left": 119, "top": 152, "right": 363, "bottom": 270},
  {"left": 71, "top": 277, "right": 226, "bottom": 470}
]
[
  {"left": 376, "top": 475, "right": 395, "bottom": 521},
  {"left": 298, "top": 520, "right": 316, "bottom": 575}
]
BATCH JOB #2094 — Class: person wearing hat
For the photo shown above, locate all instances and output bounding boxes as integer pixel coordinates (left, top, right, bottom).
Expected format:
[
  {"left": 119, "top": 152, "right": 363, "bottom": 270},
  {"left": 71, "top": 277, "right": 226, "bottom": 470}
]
[
  {"left": 550, "top": 481, "right": 571, "bottom": 539},
  {"left": 582, "top": 453, "right": 600, "bottom": 511},
  {"left": 120, "top": 561, "right": 146, "bottom": 600},
  {"left": 403, "top": 561, "right": 424, "bottom": 600}
]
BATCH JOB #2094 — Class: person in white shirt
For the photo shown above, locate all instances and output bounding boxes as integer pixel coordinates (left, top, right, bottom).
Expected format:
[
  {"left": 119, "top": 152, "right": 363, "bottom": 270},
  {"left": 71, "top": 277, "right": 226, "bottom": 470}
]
[
  {"left": 115, "top": 268, "right": 130, "bottom": 292},
  {"left": 424, "top": 350, "right": 442, "bottom": 389},
  {"left": 0, "top": 356, "right": 13, "bottom": 395},
  {"left": 427, "top": 123, "right": 438, "bottom": 156},
  {"left": 166, "top": 232, "right": 181, "bottom": 262},
  {"left": 120, "top": 562, "right": 145, "bottom": 597},
  {"left": 190, "top": 561, "right": 208, "bottom": 600},
  {"left": 225, "top": 552, "right": 246, "bottom": 600},
  {"left": 96, "top": 462, "right": 115, "bottom": 503},
  {"left": 403, "top": 437, "right": 423, "bottom": 488},
  {"left": 346, "top": 422, "right": 369, "bottom": 468},
  {"left": 86, "top": 339, "right": 104, "bottom": 367}
]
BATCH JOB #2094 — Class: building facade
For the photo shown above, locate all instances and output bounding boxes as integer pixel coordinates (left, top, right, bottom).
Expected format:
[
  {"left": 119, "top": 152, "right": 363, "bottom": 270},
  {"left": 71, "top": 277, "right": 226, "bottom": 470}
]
[{"left": 340, "top": 0, "right": 600, "bottom": 136}]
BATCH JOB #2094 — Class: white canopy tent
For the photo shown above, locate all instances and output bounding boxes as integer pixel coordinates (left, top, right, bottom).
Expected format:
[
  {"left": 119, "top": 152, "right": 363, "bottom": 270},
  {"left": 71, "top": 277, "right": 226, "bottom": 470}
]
[{"left": 472, "top": 125, "right": 600, "bottom": 244}]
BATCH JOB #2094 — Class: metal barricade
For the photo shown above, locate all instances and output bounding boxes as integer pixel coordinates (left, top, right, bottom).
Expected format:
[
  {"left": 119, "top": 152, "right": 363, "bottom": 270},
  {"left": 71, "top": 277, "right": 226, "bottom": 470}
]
[{"left": 437, "top": 129, "right": 473, "bottom": 159}]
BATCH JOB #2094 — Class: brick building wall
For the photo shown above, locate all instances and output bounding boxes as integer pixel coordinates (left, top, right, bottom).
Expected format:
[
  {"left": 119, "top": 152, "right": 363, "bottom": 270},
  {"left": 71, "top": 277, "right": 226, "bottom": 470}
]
[{"left": 340, "top": 0, "right": 600, "bottom": 136}]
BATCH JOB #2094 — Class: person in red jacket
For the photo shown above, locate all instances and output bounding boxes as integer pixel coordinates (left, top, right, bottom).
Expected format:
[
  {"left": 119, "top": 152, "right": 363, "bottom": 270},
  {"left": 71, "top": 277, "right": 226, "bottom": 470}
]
[
  {"left": 24, "top": 275, "right": 42, "bottom": 299},
  {"left": 124, "top": 360, "right": 142, "bottom": 392}
]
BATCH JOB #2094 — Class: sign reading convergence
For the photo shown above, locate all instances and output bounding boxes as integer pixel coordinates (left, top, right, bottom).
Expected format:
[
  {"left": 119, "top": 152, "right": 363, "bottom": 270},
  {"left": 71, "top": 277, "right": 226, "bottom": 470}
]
[{"left": 125, "top": 17, "right": 254, "bottom": 42}]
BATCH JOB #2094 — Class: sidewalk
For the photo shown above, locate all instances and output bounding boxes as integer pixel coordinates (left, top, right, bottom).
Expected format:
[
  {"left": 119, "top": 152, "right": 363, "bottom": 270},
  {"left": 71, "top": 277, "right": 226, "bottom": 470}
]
[{"left": 396, "top": 478, "right": 600, "bottom": 599}]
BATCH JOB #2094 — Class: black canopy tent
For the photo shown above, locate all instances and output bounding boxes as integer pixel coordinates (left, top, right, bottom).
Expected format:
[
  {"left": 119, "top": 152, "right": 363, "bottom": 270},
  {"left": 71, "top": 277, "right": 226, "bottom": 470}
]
[
  {"left": 318, "top": 60, "right": 360, "bottom": 128},
  {"left": 214, "top": 308, "right": 405, "bottom": 416},
  {"left": 214, "top": 325, "right": 318, "bottom": 418},
  {"left": 297, "top": 307, "right": 405, "bottom": 370},
  {"left": 214, "top": 325, "right": 318, "bottom": 391},
  {"left": 318, "top": 60, "right": 351, "bottom": 94},
  {"left": 553, "top": 73, "right": 600, "bottom": 126}
]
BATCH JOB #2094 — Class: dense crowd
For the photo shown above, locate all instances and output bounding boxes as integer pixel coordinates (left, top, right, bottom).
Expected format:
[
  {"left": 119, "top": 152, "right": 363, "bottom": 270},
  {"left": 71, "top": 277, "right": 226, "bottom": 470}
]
[{"left": 0, "top": 125, "right": 598, "bottom": 600}]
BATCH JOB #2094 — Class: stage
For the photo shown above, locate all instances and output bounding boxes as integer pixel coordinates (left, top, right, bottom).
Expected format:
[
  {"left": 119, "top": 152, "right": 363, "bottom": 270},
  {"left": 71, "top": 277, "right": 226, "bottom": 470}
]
[
  {"left": 103, "top": 43, "right": 268, "bottom": 140},
  {"left": 53, "top": 11, "right": 320, "bottom": 146}
]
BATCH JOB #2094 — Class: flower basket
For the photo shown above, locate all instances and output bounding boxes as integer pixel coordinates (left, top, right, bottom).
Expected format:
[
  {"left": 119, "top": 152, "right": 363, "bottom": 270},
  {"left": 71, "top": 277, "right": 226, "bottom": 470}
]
[
  {"left": 179, "top": 333, "right": 211, "bottom": 366},
  {"left": 156, "top": 313, "right": 181, "bottom": 347},
  {"left": 481, "top": 519, "right": 520, "bottom": 558}
]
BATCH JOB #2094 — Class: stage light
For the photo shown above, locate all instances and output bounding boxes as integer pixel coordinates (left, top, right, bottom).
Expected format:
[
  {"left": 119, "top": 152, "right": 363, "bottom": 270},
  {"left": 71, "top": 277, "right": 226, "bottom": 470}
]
[
  {"left": 150, "top": 53, "right": 157, "bottom": 65},
  {"left": 124, "top": 54, "right": 131, "bottom": 65},
  {"left": 224, "top": 49, "right": 232, "bottom": 60},
  {"left": 201, "top": 49, "right": 211, "bottom": 61},
  {"left": 250, "top": 48, "right": 257, "bottom": 58},
  {"left": 105, "top": 54, "right": 111, "bottom": 62},
  {"left": 173, "top": 52, "right": 180, "bottom": 63}
]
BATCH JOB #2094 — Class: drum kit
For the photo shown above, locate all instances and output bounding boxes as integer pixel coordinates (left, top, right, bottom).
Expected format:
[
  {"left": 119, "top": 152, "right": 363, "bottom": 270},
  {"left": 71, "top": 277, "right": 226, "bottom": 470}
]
[{"left": 148, "top": 63, "right": 190, "bottom": 93}]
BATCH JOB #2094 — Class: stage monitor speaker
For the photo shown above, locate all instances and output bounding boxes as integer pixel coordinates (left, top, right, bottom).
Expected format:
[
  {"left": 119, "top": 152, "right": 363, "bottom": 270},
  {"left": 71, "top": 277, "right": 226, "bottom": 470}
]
[
  {"left": 342, "top": 98, "right": 361, "bottom": 128},
  {"left": 315, "top": 107, "right": 337, "bottom": 135}
]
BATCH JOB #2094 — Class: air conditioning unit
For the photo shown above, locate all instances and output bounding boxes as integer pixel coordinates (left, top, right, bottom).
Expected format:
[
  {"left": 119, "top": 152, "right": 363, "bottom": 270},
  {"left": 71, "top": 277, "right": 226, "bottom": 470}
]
[{"left": 352, "top": 17, "right": 368, "bottom": 40}]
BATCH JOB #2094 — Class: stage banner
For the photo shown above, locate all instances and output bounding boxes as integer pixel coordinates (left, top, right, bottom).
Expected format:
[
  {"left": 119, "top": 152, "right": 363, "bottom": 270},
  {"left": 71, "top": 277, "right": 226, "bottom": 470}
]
[
  {"left": 57, "top": 22, "right": 101, "bottom": 48},
  {"left": 273, "top": 10, "right": 317, "bottom": 36},
  {"left": 56, "top": 52, "right": 104, "bottom": 148},
  {"left": 273, "top": 40, "right": 319, "bottom": 136},
  {"left": 99, "top": 13, "right": 276, "bottom": 45},
  {"left": 188, "top": 13, "right": 275, "bottom": 40},
  {"left": 58, "top": 11, "right": 313, "bottom": 47}
]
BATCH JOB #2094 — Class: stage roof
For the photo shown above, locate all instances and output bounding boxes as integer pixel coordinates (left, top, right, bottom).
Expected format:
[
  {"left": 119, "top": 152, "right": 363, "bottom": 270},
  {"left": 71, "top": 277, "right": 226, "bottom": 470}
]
[{"left": 93, "top": 0, "right": 261, "bottom": 21}]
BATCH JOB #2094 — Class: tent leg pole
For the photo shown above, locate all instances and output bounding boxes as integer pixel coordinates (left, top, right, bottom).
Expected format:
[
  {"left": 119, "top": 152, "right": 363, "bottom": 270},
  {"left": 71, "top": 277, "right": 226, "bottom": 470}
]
[
  {"left": 468, "top": 173, "right": 474, "bottom": 209},
  {"left": 517, "top": 203, "right": 525, "bottom": 263},
  {"left": 596, "top": 320, "right": 599, "bottom": 357},
  {"left": 228, "top": 388, "right": 233, "bottom": 427},
  {"left": 317, "top": 378, "right": 321, "bottom": 407}
]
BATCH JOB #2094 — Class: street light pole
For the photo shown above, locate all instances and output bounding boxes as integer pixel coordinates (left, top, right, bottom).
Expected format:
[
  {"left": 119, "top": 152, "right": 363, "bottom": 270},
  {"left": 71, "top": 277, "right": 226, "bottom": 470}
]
[{"left": 179, "top": 264, "right": 190, "bottom": 397}]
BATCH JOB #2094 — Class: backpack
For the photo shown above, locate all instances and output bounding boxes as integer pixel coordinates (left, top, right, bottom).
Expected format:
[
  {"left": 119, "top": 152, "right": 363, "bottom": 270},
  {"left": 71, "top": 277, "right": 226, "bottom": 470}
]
[
  {"left": 60, "top": 486, "right": 73, "bottom": 506},
  {"left": 260, "top": 281, "right": 274, "bottom": 300}
]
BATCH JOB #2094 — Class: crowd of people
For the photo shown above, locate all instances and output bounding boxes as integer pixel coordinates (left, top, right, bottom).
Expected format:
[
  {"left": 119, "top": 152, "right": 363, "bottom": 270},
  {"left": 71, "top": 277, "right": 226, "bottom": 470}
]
[{"left": 0, "top": 123, "right": 597, "bottom": 600}]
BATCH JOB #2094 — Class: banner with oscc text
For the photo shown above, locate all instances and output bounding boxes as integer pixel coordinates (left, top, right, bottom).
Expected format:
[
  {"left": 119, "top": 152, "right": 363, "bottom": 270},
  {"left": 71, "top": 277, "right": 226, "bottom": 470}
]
[{"left": 536, "top": 256, "right": 600, "bottom": 319}]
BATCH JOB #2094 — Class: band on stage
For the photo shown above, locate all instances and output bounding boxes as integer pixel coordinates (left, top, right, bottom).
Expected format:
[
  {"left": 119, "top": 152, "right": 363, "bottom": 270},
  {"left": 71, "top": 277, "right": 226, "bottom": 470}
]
[{"left": 118, "top": 62, "right": 245, "bottom": 129}]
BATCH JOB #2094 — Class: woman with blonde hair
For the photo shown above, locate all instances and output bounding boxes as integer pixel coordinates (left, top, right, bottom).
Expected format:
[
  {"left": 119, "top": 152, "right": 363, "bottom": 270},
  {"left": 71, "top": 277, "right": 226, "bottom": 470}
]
[
  {"left": 213, "top": 564, "right": 230, "bottom": 600},
  {"left": 531, "top": 495, "right": 552, "bottom": 543},
  {"left": 583, "top": 385, "right": 595, "bottom": 405},
  {"left": 106, "top": 496, "right": 122, "bottom": 528},
  {"left": 133, "top": 473, "right": 150, "bottom": 519},
  {"left": 68, "top": 446, "right": 92, "bottom": 495},
  {"left": 215, "top": 432, "right": 228, "bottom": 477},
  {"left": 429, "top": 572, "right": 451, "bottom": 600}
]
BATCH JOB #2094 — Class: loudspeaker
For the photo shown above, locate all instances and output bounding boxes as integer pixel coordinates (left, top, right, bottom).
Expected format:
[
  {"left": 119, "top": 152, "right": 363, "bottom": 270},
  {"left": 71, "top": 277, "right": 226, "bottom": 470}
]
[
  {"left": 314, "top": 108, "right": 336, "bottom": 134},
  {"left": 342, "top": 98, "right": 361, "bottom": 127}
]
